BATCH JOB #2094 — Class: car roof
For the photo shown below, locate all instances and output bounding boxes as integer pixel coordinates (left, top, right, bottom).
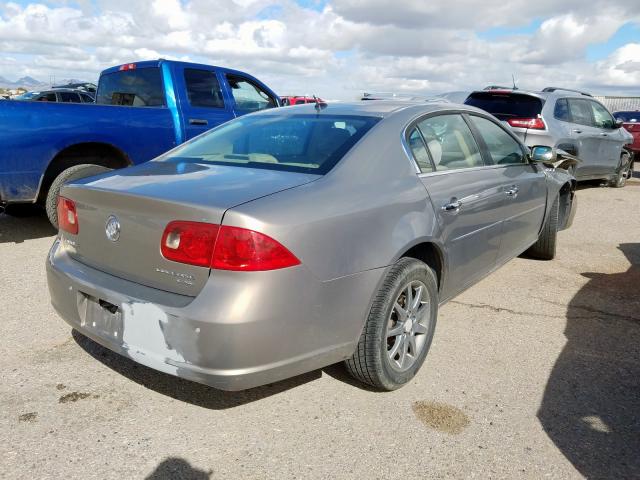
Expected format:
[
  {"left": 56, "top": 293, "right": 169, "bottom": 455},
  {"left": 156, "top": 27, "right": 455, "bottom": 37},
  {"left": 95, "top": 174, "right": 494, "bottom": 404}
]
[
  {"left": 250, "top": 101, "right": 489, "bottom": 121},
  {"left": 467, "top": 88, "right": 592, "bottom": 100}
]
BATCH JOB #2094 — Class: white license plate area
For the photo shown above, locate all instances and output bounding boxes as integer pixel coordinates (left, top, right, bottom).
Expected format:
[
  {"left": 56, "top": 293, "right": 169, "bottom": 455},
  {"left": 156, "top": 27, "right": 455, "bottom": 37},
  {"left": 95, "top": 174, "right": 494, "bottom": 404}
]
[{"left": 78, "top": 293, "right": 123, "bottom": 341}]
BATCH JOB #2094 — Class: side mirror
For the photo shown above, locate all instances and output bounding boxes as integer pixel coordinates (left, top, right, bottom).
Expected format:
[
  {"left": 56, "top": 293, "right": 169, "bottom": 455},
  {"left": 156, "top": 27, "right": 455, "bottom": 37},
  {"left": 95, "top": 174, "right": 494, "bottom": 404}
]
[
  {"left": 615, "top": 119, "right": 624, "bottom": 129},
  {"left": 530, "top": 145, "right": 554, "bottom": 163}
]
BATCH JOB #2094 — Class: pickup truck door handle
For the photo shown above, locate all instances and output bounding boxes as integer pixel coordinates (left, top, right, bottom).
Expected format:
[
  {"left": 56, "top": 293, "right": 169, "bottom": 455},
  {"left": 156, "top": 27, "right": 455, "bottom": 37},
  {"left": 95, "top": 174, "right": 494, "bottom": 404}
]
[
  {"left": 505, "top": 186, "right": 519, "bottom": 197},
  {"left": 572, "top": 129, "right": 582, "bottom": 134},
  {"left": 442, "top": 200, "right": 461, "bottom": 213},
  {"left": 599, "top": 133, "right": 608, "bottom": 137},
  {"left": 189, "top": 118, "right": 208, "bottom": 126}
]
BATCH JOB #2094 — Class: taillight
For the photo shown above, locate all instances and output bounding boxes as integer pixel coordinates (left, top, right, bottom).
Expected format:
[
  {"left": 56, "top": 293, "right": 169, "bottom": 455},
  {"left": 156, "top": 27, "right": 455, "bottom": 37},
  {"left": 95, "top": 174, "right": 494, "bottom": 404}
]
[
  {"left": 160, "top": 222, "right": 300, "bottom": 271},
  {"left": 57, "top": 197, "right": 78, "bottom": 234},
  {"left": 161, "top": 221, "right": 219, "bottom": 267},
  {"left": 507, "top": 117, "right": 546, "bottom": 130},
  {"left": 119, "top": 63, "right": 136, "bottom": 71},
  {"left": 212, "top": 225, "right": 300, "bottom": 271}
]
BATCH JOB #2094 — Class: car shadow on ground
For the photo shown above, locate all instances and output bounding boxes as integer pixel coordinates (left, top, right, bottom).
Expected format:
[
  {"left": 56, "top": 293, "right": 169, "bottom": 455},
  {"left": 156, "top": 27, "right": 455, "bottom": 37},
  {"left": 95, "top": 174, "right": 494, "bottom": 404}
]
[
  {"left": 0, "top": 209, "right": 56, "bottom": 244},
  {"left": 538, "top": 243, "right": 640, "bottom": 478},
  {"left": 145, "top": 457, "right": 212, "bottom": 479},
  {"left": 72, "top": 330, "right": 323, "bottom": 409}
]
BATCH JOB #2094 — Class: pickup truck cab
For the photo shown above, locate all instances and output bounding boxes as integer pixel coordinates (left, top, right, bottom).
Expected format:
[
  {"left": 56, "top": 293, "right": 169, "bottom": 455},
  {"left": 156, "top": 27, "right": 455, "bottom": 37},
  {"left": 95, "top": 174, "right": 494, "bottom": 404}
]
[{"left": 0, "top": 59, "right": 280, "bottom": 226}]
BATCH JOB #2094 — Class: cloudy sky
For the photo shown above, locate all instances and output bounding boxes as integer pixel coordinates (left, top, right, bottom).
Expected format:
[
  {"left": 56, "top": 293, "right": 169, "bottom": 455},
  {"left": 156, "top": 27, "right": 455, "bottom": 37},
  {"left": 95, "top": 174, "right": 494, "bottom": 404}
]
[{"left": 1, "top": 0, "right": 639, "bottom": 99}]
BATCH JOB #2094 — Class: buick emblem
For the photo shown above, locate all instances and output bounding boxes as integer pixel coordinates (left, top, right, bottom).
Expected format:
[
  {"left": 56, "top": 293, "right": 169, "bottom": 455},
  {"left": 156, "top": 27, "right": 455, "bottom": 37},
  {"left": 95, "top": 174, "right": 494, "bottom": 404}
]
[{"left": 105, "top": 215, "right": 121, "bottom": 242}]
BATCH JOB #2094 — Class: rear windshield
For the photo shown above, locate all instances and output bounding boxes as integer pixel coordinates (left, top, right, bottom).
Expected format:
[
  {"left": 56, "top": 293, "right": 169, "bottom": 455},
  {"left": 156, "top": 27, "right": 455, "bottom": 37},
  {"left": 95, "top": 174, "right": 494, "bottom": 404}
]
[
  {"left": 96, "top": 67, "right": 165, "bottom": 107},
  {"left": 465, "top": 92, "right": 543, "bottom": 120},
  {"left": 614, "top": 111, "right": 640, "bottom": 123},
  {"left": 159, "top": 114, "right": 380, "bottom": 174}
]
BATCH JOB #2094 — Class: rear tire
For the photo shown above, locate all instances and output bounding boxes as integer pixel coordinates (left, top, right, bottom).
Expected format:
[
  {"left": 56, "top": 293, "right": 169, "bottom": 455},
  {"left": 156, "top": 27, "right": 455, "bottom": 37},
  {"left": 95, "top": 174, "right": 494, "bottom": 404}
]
[
  {"left": 45, "top": 164, "right": 112, "bottom": 228},
  {"left": 346, "top": 257, "right": 438, "bottom": 391},
  {"left": 526, "top": 196, "right": 559, "bottom": 260}
]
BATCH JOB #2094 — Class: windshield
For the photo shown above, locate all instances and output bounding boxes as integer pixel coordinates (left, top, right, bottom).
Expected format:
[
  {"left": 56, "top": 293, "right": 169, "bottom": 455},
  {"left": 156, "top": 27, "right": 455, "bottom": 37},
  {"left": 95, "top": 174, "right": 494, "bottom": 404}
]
[
  {"left": 158, "top": 114, "right": 380, "bottom": 174},
  {"left": 465, "top": 92, "right": 543, "bottom": 120}
]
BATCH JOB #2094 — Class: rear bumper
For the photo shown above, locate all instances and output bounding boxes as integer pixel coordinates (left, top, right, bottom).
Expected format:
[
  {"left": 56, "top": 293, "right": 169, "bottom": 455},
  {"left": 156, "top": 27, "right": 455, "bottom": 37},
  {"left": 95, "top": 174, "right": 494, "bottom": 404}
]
[{"left": 46, "top": 239, "right": 382, "bottom": 391}]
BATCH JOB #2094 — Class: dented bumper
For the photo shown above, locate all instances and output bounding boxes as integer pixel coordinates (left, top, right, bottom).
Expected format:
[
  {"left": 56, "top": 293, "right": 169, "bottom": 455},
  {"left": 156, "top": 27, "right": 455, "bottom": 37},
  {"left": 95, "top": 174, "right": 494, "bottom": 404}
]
[{"left": 46, "top": 239, "right": 381, "bottom": 391}]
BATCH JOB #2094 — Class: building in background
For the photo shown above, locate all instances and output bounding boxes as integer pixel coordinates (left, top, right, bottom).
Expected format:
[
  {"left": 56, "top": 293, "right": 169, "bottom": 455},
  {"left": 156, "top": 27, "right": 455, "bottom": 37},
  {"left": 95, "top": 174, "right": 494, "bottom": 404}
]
[{"left": 595, "top": 96, "right": 640, "bottom": 112}]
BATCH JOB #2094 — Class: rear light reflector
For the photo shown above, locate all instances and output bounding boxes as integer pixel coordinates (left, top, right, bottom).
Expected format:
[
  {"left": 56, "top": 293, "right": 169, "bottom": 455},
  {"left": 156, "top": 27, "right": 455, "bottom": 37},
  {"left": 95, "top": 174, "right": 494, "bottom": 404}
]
[
  {"left": 160, "top": 222, "right": 300, "bottom": 271},
  {"left": 57, "top": 197, "right": 78, "bottom": 234},
  {"left": 161, "top": 221, "right": 219, "bottom": 267},
  {"left": 507, "top": 117, "right": 546, "bottom": 130}
]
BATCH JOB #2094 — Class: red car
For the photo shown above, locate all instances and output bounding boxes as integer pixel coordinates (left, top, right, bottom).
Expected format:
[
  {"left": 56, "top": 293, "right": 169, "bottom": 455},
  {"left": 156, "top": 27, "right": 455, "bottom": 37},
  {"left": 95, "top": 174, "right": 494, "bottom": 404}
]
[
  {"left": 281, "top": 95, "right": 325, "bottom": 106},
  {"left": 615, "top": 111, "right": 640, "bottom": 175}
]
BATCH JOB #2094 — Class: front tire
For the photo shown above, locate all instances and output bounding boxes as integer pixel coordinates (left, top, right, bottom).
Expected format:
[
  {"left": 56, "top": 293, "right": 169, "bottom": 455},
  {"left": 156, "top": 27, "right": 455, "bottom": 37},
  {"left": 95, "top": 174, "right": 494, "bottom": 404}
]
[
  {"left": 346, "top": 257, "right": 438, "bottom": 391},
  {"left": 527, "top": 196, "right": 559, "bottom": 260},
  {"left": 45, "top": 164, "right": 112, "bottom": 228},
  {"left": 610, "top": 152, "right": 631, "bottom": 188}
]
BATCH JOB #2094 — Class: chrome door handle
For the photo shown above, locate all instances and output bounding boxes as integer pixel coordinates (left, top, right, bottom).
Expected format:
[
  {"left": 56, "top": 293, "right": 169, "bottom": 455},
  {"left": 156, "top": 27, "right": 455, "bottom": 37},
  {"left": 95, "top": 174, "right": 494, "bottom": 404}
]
[
  {"left": 506, "top": 186, "right": 519, "bottom": 197},
  {"left": 442, "top": 200, "right": 461, "bottom": 213}
]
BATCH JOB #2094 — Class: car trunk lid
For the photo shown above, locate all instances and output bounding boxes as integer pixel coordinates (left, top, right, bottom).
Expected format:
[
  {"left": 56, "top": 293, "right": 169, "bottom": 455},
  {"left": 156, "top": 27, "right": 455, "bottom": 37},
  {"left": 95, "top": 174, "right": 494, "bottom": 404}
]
[{"left": 61, "top": 161, "right": 318, "bottom": 296}]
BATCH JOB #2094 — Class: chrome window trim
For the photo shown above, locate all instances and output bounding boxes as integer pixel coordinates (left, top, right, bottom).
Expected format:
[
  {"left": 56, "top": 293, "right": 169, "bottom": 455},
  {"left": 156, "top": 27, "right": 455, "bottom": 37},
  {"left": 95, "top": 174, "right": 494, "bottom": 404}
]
[{"left": 416, "top": 162, "right": 527, "bottom": 179}]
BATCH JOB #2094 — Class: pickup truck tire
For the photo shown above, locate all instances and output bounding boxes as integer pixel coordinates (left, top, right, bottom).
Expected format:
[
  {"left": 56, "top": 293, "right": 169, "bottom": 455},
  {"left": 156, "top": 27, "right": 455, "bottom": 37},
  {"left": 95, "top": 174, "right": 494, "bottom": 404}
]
[
  {"left": 346, "top": 257, "right": 438, "bottom": 391},
  {"left": 526, "top": 196, "right": 559, "bottom": 260},
  {"left": 46, "top": 164, "right": 112, "bottom": 228}
]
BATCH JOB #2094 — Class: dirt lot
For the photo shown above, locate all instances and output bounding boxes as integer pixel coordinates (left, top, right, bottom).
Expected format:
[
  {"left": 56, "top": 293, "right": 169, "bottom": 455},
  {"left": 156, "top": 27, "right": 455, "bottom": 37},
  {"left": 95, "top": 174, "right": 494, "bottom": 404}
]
[{"left": 1, "top": 178, "right": 639, "bottom": 479}]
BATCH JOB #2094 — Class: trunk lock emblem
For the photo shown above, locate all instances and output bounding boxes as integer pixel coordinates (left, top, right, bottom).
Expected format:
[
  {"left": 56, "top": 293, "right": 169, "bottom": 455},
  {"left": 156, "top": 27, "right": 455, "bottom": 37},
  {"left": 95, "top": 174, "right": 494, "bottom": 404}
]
[{"left": 105, "top": 215, "right": 121, "bottom": 242}]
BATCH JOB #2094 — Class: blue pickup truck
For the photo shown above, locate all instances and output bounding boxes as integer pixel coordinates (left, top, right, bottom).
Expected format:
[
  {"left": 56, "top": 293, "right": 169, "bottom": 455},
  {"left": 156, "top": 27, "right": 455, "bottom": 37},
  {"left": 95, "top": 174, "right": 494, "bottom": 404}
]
[{"left": 0, "top": 59, "right": 280, "bottom": 226}]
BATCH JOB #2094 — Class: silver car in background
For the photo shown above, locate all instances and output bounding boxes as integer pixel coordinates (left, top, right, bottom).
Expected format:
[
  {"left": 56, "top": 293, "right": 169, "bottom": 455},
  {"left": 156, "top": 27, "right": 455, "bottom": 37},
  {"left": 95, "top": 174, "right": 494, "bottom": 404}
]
[
  {"left": 47, "top": 102, "right": 576, "bottom": 391},
  {"left": 465, "top": 87, "right": 634, "bottom": 187}
]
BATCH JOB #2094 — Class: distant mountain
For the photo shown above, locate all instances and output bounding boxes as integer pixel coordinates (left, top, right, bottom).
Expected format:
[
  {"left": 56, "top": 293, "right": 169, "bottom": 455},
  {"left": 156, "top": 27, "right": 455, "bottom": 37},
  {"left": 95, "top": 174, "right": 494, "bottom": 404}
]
[
  {"left": 0, "top": 76, "right": 93, "bottom": 90},
  {"left": 16, "top": 76, "right": 42, "bottom": 87}
]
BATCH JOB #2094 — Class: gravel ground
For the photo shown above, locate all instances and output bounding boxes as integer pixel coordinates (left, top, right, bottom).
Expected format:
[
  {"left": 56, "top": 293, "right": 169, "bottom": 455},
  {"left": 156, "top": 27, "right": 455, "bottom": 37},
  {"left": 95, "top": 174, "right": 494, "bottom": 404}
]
[{"left": 1, "top": 177, "right": 639, "bottom": 479}]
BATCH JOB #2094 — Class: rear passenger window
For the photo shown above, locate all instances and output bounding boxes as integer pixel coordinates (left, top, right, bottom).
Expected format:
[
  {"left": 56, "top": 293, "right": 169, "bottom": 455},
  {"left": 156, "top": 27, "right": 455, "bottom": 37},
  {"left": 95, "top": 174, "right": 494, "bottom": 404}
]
[
  {"left": 568, "top": 99, "right": 593, "bottom": 126},
  {"left": 184, "top": 69, "right": 224, "bottom": 108},
  {"left": 554, "top": 98, "right": 570, "bottom": 121},
  {"left": 407, "top": 128, "right": 433, "bottom": 172},
  {"left": 470, "top": 116, "right": 525, "bottom": 165},
  {"left": 417, "top": 115, "right": 483, "bottom": 171}
]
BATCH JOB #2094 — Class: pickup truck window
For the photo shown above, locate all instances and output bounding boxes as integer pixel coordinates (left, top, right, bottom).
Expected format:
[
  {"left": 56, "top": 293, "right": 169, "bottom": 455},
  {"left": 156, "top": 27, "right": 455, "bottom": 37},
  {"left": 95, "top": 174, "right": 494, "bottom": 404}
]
[
  {"left": 184, "top": 69, "right": 224, "bottom": 108},
  {"left": 96, "top": 68, "right": 166, "bottom": 107},
  {"left": 161, "top": 114, "right": 379, "bottom": 174},
  {"left": 226, "top": 74, "right": 276, "bottom": 112}
]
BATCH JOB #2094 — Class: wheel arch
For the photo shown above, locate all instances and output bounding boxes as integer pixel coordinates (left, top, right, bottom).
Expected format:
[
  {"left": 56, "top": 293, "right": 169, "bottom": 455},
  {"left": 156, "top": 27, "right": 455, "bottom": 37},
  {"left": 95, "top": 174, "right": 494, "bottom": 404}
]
[
  {"left": 36, "top": 142, "right": 132, "bottom": 203},
  {"left": 396, "top": 240, "right": 446, "bottom": 293}
]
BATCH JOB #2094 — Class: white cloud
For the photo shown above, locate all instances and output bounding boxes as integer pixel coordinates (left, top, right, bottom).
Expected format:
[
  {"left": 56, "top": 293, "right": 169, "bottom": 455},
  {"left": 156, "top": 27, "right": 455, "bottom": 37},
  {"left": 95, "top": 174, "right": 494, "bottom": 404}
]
[{"left": 0, "top": 0, "right": 638, "bottom": 98}]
